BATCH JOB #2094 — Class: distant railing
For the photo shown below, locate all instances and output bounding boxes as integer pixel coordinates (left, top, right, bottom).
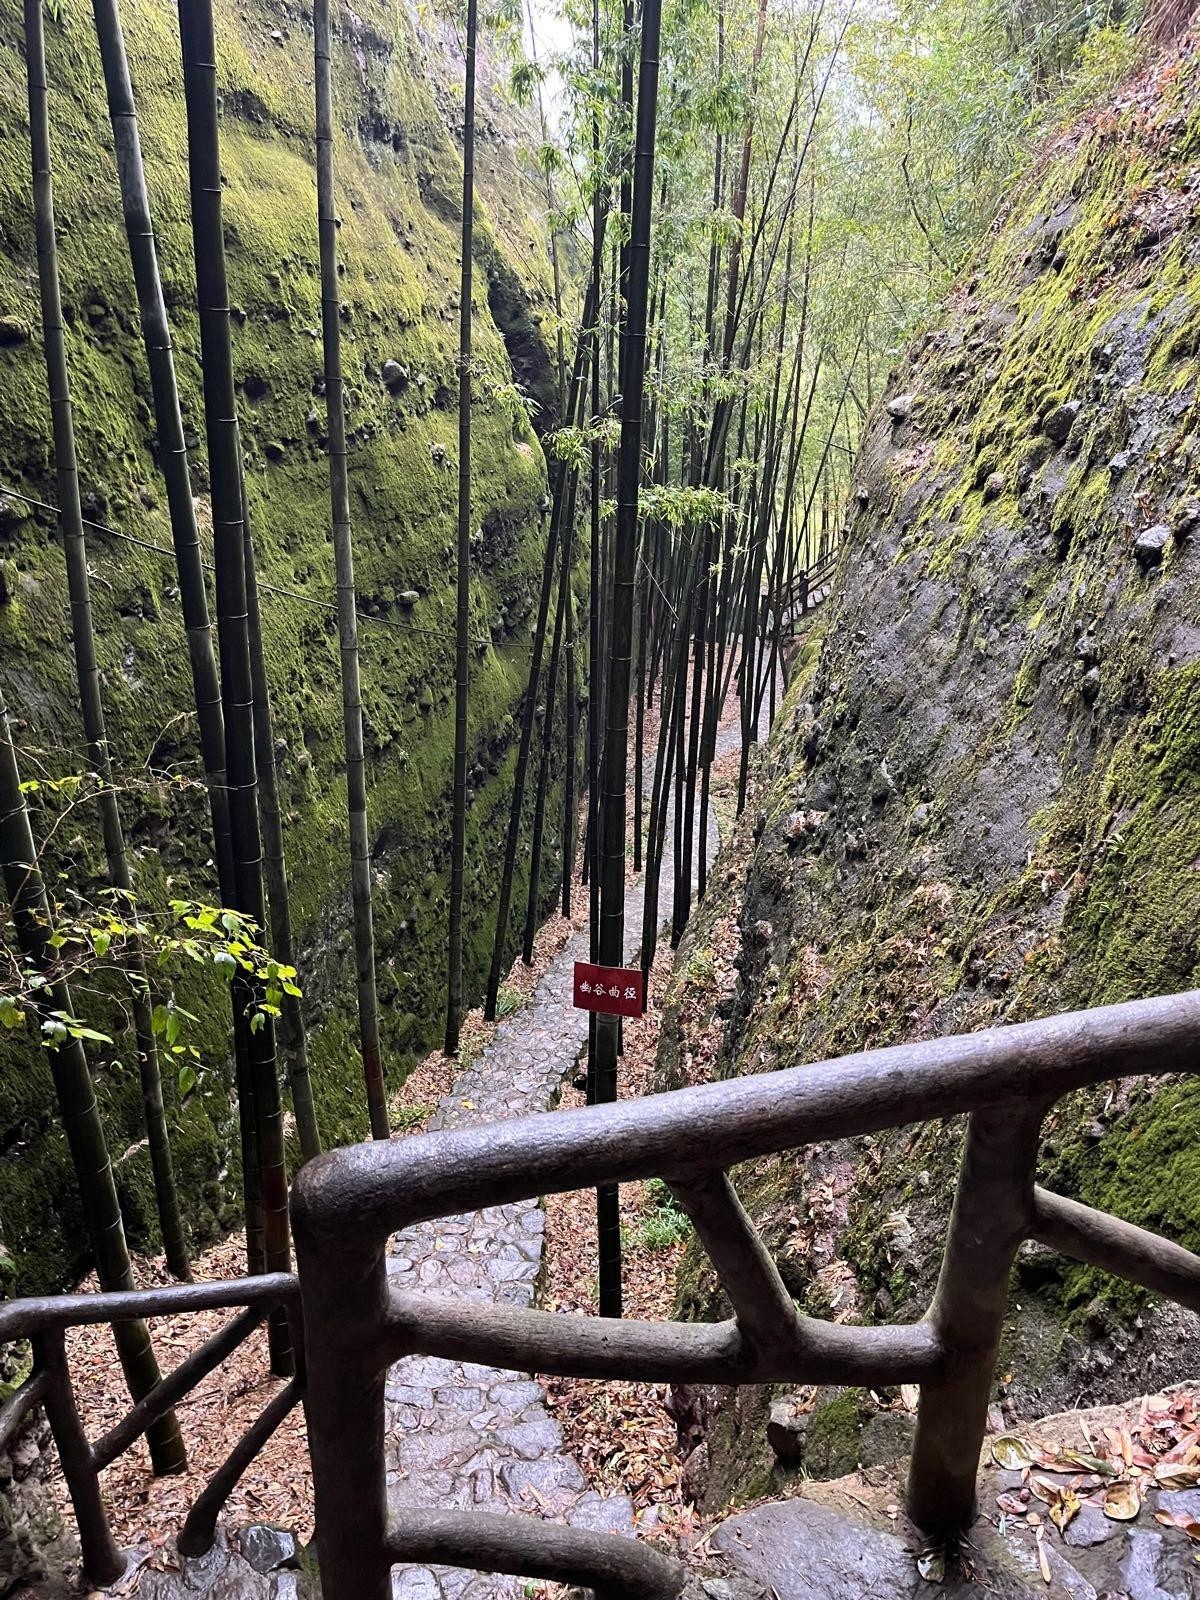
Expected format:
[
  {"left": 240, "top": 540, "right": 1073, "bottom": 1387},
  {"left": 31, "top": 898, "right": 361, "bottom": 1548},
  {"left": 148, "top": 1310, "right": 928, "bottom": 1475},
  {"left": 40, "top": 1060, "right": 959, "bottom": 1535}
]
[
  {"left": 777, "top": 548, "right": 839, "bottom": 633},
  {"left": 0, "top": 1272, "right": 301, "bottom": 1586},
  {"left": 293, "top": 990, "right": 1200, "bottom": 1600}
]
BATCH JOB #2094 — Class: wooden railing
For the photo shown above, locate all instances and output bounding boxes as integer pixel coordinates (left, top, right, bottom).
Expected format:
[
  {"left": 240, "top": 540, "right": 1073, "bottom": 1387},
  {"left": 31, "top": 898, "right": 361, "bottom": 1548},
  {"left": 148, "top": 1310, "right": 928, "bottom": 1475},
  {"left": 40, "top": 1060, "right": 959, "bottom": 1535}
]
[
  {"left": 292, "top": 989, "right": 1200, "bottom": 1600},
  {"left": 0, "top": 1273, "right": 301, "bottom": 1586},
  {"left": 3, "top": 990, "right": 1198, "bottom": 1596},
  {"left": 779, "top": 548, "right": 838, "bottom": 629}
]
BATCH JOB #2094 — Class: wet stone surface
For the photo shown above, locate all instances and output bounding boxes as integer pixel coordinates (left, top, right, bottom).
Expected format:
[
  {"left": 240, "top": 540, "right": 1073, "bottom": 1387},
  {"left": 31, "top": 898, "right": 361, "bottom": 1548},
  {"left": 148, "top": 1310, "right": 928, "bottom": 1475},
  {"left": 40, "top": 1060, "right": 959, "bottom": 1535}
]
[
  {"left": 128, "top": 1531, "right": 319, "bottom": 1600},
  {"left": 383, "top": 747, "right": 728, "bottom": 1600},
  {"left": 712, "top": 1494, "right": 1200, "bottom": 1600}
]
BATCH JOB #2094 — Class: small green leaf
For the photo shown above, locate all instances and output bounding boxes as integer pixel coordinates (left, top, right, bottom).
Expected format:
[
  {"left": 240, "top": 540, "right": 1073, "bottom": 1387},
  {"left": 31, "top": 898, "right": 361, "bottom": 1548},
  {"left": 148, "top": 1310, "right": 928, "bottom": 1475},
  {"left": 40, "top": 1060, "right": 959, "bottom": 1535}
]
[
  {"left": 0, "top": 996, "right": 26, "bottom": 1030},
  {"left": 68, "top": 1024, "right": 113, "bottom": 1044}
]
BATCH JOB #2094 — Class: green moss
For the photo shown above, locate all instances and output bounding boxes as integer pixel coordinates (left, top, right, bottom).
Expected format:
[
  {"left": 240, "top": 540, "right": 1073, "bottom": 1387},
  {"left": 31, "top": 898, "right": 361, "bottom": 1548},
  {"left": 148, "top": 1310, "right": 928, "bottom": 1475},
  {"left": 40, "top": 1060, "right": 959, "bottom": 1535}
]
[
  {"left": 1026, "top": 662, "right": 1200, "bottom": 1009},
  {"left": 1048, "top": 1079, "right": 1200, "bottom": 1317},
  {"left": 803, "top": 1390, "right": 873, "bottom": 1479},
  {"left": 0, "top": 0, "right": 561, "bottom": 1289}
]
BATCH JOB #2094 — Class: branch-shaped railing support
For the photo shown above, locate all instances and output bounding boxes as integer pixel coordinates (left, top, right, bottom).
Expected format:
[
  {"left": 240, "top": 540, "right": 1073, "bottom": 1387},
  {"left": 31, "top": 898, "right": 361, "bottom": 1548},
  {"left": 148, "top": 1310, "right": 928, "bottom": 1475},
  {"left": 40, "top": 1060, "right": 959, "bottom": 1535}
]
[
  {"left": 177, "top": 1378, "right": 304, "bottom": 1557},
  {"left": 36, "top": 1330, "right": 124, "bottom": 1586},
  {"left": 0, "top": 1277, "right": 300, "bottom": 1586},
  {"left": 386, "top": 1509, "right": 685, "bottom": 1600},
  {"left": 669, "top": 1170, "right": 805, "bottom": 1353},
  {"left": 1031, "top": 1187, "right": 1200, "bottom": 1314}
]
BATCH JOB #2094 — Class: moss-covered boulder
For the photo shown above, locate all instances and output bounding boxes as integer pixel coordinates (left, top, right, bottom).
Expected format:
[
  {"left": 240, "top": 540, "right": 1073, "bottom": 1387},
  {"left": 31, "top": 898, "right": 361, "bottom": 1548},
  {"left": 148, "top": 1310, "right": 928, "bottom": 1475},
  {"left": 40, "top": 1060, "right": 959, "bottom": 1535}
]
[
  {"left": 0, "top": 0, "right": 563, "bottom": 1288},
  {"left": 658, "top": 38, "right": 1200, "bottom": 1506}
]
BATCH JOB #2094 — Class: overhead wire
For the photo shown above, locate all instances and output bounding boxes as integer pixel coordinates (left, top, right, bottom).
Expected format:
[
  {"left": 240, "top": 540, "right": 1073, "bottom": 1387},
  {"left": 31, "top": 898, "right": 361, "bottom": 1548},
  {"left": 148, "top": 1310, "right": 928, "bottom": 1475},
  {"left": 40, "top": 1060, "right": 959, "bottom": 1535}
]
[{"left": 0, "top": 481, "right": 491, "bottom": 647}]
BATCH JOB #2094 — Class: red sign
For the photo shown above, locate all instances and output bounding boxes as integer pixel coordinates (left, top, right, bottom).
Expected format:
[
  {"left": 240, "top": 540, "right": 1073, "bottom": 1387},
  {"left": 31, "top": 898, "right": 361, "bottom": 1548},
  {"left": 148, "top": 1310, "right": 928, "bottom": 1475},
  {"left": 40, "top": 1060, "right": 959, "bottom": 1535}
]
[{"left": 573, "top": 961, "right": 645, "bottom": 1017}]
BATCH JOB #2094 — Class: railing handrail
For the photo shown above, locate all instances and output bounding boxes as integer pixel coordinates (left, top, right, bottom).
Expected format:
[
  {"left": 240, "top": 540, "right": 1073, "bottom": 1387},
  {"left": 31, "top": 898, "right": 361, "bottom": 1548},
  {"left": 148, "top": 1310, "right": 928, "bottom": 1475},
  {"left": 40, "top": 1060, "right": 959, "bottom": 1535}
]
[
  {"left": 0, "top": 1270, "right": 302, "bottom": 1585},
  {"left": 0, "top": 1271, "right": 298, "bottom": 1342},
  {"left": 10, "top": 989, "right": 1199, "bottom": 1596},
  {"left": 292, "top": 986, "right": 1200, "bottom": 1600},
  {"left": 293, "top": 989, "right": 1200, "bottom": 1240},
  {"left": 781, "top": 548, "right": 838, "bottom": 603}
]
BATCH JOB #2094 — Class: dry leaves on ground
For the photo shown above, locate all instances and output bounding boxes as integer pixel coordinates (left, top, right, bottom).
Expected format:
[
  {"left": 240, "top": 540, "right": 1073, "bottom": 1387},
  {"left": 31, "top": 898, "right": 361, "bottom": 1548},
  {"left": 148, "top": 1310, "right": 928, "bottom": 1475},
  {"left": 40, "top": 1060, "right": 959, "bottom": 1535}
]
[
  {"left": 542, "top": 934, "right": 688, "bottom": 1533},
  {"left": 539, "top": 694, "right": 768, "bottom": 1542},
  {"left": 990, "top": 1388, "right": 1200, "bottom": 1558}
]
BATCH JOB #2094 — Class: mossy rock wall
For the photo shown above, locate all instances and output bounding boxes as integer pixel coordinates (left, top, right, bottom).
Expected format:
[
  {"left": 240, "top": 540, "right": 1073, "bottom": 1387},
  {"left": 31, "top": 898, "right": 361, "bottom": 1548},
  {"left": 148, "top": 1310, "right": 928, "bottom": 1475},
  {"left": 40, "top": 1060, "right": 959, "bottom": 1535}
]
[
  {"left": 0, "top": 0, "right": 566, "bottom": 1288},
  {"left": 657, "top": 40, "right": 1200, "bottom": 1506}
]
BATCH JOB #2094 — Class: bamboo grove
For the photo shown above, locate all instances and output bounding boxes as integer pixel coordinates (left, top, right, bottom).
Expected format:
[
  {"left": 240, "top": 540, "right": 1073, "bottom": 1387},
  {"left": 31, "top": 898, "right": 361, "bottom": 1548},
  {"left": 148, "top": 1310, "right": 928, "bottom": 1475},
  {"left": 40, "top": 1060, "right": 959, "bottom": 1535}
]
[{"left": 1, "top": 0, "right": 1131, "bottom": 1450}]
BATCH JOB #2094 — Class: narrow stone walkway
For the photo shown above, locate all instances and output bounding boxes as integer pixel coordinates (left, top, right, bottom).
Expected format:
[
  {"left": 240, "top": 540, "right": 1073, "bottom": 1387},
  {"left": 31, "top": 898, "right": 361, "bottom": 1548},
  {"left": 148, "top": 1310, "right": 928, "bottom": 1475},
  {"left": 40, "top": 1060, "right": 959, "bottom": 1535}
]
[{"left": 384, "top": 739, "right": 731, "bottom": 1600}]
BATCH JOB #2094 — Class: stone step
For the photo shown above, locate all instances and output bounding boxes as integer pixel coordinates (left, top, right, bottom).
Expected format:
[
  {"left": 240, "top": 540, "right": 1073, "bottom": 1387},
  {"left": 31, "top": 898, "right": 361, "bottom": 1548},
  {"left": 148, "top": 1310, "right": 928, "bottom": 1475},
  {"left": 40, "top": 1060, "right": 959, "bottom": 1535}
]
[
  {"left": 713, "top": 1488, "right": 1200, "bottom": 1600},
  {"left": 713, "top": 1497, "right": 1089, "bottom": 1599}
]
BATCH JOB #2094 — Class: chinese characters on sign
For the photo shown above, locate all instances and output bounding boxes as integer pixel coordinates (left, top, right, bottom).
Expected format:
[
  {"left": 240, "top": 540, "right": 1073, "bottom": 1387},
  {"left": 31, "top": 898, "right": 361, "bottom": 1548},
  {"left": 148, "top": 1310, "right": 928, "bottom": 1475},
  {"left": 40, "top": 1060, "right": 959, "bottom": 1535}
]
[{"left": 572, "top": 961, "right": 645, "bottom": 1018}]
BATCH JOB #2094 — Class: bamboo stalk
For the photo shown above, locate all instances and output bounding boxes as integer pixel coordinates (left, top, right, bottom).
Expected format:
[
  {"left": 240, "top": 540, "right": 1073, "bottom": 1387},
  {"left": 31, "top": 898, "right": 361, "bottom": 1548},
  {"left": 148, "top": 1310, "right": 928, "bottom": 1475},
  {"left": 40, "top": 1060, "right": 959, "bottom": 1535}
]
[
  {"left": 484, "top": 281, "right": 600, "bottom": 1021},
  {"left": 242, "top": 492, "right": 320, "bottom": 1162},
  {"left": 25, "top": 0, "right": 193, "bottom": 1291},
  {"left": 178, "top": 0, "right": 291, "bottom": 1371},
  {"left": 88, "top": 0, "right": 269, "bottom": 1264},
  {"left": 594, "top": 0, "right": 664, "bottom": 1318},
  {"left": 673, "top": 519, "right": 711, "bottom": 944},
  {"left": 314, "top": 0, "right": 388, "bottom": 1133},
  {"left": 561, "top": 570, "right": 577, "bottom": 916},
  {"left": 446, "top": 0, "right": 478, "bottom": 1057},
  {"left": 89, "top": 0, "right": 233, "bottom": 900},
  {"left": 523, "top": 453, "right": 579, "bottom": 961}
]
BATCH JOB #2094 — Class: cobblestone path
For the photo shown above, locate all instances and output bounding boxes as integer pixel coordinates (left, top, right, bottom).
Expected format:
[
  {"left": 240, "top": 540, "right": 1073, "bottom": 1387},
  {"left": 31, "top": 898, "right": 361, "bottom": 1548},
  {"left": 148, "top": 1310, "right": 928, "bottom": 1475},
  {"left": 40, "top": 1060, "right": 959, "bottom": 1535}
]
[{"left": 383, "top": 759, "right": 727, "bottom": 1600}]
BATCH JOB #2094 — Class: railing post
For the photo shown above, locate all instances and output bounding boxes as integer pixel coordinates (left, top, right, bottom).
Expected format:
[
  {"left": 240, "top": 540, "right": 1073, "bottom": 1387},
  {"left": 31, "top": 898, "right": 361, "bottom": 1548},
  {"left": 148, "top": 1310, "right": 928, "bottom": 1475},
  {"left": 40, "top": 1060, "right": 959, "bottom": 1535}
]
[
  {"left": 906, "top": 1100, "right": 1045, "bottom": 1540},
  {"left": 35, "top": 1330, "right": 125, "bottom": 1587},
  {"left": 293, "top": 1202, "right": 392, "bottom": 1600}
]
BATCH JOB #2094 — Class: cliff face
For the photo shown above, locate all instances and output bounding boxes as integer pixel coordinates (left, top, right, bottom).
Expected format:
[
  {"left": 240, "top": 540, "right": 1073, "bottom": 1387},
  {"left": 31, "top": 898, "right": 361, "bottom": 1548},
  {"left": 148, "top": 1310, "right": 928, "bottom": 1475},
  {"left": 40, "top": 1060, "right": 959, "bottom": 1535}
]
[
  {"left": 658, "top": 40, "right": 1200, "bottom": 1508},
  {"left": 0, "top": 0, "right": 559, "bottom": 1287}
]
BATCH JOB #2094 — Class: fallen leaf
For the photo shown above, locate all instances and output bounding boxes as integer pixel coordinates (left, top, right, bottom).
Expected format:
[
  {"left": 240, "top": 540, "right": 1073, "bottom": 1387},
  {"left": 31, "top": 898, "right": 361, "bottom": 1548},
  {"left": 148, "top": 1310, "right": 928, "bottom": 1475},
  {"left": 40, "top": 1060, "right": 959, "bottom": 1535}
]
[
  {"left": 1104, "top": 1425, "right": 1135, "bottom": 1469},
  {"left": 1035, "top": 1526, "right": 1051, "bottom": 1584},
  {"left": 1058, "top": 1449, "right": 1119, "bottom": 1477},
  {"left": 1155, "top": 1462, "right": 1200, "bottom": 1490},
  {"left": 916, "top": 1549, "right": 945, "bottom": 1583},
  {"left": 1155, "top": 1510, "right": 1200, "bottom": 1540},
  {"left": 901, "top": 1384, "right": 920, "bottom": 1413},
  {"left": 1160, "top": 1429, "right": 1200, "bottom": 1463},
  {"left": 1102, "top": 1481, "right": 1141, "bottom": 1521},
  {"left": 992, "top": 1434, "right": 1037, "bottom": 1470},
  {"left": 1050, "top": 1488, "right": 1081, "bottom": 1534}
]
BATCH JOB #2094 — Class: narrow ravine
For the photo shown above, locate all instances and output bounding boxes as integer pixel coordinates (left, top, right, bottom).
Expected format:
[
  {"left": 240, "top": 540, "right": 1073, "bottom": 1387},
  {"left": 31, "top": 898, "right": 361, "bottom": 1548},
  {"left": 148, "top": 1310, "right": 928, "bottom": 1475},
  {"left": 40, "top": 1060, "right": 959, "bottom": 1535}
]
[{"left": 382, "top": 717, "right": 748, "bottom": 1600}]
